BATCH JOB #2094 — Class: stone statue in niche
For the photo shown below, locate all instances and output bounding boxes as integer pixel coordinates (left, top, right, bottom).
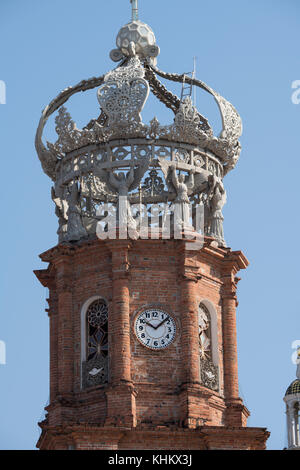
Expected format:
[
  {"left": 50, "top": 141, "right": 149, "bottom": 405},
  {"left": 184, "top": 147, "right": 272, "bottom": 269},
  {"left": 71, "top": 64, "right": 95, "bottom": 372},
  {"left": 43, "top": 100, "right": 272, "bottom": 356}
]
[
  {"left": 51, "top": 187, "right": 68, "bottom": 243},
  {"left": 206, "top": 176, "right": 227, "bottom": 246},
  {"left": 96, "top": 159, "right": 149, "bottom": 231},
  {"left": 108, "top": 163, "right": 137, "bottom": 231},
  {"left": 198, "top": 305, "right": 211, "bottom": 360},
  {"left": 159, "top": 158, "right": 210, "bottom": 233},
  {"left": 66, "top": 181, "right": 88, "bottom": 242},
  {"left": 170, "top": 164, "right": 195, "bottom": 230}
]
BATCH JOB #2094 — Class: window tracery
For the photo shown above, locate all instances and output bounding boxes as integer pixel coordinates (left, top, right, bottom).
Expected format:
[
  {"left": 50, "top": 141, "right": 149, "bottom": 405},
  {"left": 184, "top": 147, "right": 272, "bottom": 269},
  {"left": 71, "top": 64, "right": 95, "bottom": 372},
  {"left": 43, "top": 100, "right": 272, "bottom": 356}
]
[
  {"left": 82, "top": 299, "right": 109, "bottom": 388},
  {"left": 199, "top": 303, "right": 218, "bottom": 391}
]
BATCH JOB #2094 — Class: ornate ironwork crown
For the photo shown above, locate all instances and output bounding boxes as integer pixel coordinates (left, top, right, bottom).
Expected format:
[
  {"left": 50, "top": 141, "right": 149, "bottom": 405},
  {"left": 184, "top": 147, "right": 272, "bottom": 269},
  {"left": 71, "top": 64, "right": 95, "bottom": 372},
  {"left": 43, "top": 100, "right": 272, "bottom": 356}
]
[{"left": 35, "top": 5, "right": 242, "bottom": 247}]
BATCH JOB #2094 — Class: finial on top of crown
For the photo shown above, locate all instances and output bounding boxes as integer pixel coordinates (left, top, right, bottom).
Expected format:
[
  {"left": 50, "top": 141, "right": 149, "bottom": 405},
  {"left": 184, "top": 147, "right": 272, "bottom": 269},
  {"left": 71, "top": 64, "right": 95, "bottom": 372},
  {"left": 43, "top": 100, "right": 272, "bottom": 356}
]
[
  {"left": 110, "top": 0, "right": 160, "bottom": 64},
  {"left": 131, "top": 0, "right": 139, "bottom": 21}
]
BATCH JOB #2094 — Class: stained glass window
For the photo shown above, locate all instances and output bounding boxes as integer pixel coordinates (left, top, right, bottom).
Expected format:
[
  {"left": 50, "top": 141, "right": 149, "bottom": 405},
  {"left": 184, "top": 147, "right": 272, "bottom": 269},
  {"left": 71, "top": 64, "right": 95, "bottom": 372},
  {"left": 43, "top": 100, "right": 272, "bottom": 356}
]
[
  {"left": 86, "top": 299, "right": 108, "bottom": 361},
  {"left": 82, "top": 298, "right": 109, "bottom": 388}
]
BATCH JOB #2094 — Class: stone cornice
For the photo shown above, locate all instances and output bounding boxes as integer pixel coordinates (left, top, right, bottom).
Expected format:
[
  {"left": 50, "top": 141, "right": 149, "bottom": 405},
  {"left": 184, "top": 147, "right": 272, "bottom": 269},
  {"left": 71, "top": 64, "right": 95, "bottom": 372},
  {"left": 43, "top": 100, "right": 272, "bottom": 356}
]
[
  {"left": 34, "top": 266, "right": 55, "bottom": 288},
  {"left": 39, "top": 244, "right": 76, "bottom": 263},
  {"left": 38, "top": 237, "right": 248, "bottom": 264},
  {"left": 37, "top": 422, "right": 270, "bottom": 440},
  {"left": 202, "top": 240, "right": 249, "bottom": 272}
]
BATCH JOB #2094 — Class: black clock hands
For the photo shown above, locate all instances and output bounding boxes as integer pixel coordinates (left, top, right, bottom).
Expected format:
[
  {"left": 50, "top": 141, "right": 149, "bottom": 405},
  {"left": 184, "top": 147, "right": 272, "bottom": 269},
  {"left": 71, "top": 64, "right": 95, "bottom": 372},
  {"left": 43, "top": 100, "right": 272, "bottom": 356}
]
[
  {"left": 153, "top": 315, "right": 169, "bottom": 330},
  {"left": 144, "top": 320, "right": 156, "bottom": 329},
  {"left": 144, "top": 316, "right": 169, "bottom": 330}
]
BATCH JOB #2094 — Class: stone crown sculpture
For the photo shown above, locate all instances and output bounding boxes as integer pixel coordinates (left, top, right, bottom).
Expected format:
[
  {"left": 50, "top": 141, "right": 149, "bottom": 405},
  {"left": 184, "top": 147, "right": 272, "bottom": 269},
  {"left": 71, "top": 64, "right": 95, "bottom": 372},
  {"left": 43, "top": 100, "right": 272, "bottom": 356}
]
[{"left": 35, "top": 4, "right": 242, "bottom": 247}]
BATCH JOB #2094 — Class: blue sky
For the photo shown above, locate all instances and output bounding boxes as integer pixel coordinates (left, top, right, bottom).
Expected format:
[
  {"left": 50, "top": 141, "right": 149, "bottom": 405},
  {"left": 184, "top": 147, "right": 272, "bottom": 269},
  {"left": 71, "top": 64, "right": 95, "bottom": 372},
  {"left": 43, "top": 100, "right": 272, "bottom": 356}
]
[{"left": 0, "top": 0, "right": 299, "bottom": 450}]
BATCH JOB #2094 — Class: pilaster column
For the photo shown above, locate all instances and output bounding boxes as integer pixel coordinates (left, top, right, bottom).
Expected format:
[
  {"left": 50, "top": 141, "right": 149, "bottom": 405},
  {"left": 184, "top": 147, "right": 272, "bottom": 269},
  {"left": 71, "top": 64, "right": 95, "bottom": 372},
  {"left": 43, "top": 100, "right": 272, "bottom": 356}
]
[
  {"left": 55, "top": 255, "right": 74, "bottom": 396},
  {"left": 48, "top": 289, "right": 59, "bottom": 402},
  {"left": 286, "top": 401, "right": 300, "bottom": 448},
  {"left": 221, "top": 251, "right": 250, "bottom": 427},
  {"left": 221, "top": 273, "right": 239, "bottom": 401},
  {"left": 179, "top": 244, "right": 202, "bottom": 427},
  {"left": 180, "top": 275, "right": 200, "bottom": 385},
  {"left": 105, "top": 240, "right": 136, "bottom": 427},
  {"left": 286, "top": 403, "right": 295, "bottom": 448},
  {"left": 108, "top": 240, "right": 132, "bottom": 385},
  {"left": 295, "top": 403, "right": 300, "bottom": 447},
  {"left": 34, "top": 267, "right": 59, "bottom": 404}
]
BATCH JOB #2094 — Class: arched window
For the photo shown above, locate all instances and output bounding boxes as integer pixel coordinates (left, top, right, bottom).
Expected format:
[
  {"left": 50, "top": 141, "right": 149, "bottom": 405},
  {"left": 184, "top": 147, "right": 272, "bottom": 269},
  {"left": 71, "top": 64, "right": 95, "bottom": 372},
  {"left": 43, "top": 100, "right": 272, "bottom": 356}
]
[
  {"left": 198, "top": 303, "right": 219, "bottom": 391},
  {"left": 82, "top": 298, "right": 109, "bottom": 389},
  {"left": 198, "top": 304, "right": 212, "bottom": 360}
]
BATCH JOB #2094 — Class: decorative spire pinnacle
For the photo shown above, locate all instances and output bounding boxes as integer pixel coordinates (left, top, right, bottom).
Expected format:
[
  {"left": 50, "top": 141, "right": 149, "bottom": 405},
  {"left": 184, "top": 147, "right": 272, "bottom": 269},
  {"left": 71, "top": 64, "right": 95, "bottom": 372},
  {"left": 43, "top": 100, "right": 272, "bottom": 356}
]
[
  {"left": 130, "top": 0, "right": 139, "bottom": 21},
  {"left": 111, "top": 3, "right": 159, "bottom": 64}
]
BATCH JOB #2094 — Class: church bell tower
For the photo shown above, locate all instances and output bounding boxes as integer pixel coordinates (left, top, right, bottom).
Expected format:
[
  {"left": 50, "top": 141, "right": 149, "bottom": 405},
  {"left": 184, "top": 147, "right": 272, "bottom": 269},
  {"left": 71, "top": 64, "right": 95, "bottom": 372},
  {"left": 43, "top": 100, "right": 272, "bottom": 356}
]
[{"left": 34, "top": 1, "right": 269, "bottom": 450}]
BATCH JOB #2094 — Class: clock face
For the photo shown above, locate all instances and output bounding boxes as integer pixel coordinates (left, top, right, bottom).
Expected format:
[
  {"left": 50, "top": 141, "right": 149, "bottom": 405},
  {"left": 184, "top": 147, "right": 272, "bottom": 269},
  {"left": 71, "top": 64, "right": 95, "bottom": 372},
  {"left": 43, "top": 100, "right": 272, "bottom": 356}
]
[{"left": 134, "top": 308, "right": 176, "bottom": 350}]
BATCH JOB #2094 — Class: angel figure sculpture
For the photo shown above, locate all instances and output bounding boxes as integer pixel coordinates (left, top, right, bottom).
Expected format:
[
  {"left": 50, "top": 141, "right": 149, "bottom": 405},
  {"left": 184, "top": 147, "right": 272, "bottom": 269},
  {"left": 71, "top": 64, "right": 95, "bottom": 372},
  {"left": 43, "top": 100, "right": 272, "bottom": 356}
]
[
  {"left": 96, "top": 159, "right": 149, "bottom": 233},
  {"left": 207, "top": 177, "right": 227, "bottom": 247},
  {"left": 158, "top": 158, "right": 210, "bottom": 234},
  {"left": 51, "top": 187, "right": 68, "bottom": 243},
  {"left": 66, "top": 181, "right": 88, "bottom": 242},
  {"left": 170, "top": 164, "right": 195, "bottom": 231}
]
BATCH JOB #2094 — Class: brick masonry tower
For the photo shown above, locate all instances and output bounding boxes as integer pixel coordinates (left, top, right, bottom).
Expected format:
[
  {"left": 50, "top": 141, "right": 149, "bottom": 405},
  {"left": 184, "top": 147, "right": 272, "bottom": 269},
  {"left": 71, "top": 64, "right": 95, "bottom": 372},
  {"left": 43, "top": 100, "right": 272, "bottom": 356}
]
[{"left": 34, "top": 2, "right": 269, "bottom": 450}]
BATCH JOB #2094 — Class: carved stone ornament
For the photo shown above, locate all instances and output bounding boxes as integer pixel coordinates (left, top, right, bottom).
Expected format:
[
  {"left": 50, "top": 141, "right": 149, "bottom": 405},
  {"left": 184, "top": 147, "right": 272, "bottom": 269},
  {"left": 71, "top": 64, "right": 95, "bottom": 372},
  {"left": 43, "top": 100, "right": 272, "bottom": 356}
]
[
  {"left": 82, "top": 355, "right": 108, "bottom": 389},
  {"left": 35, "top": 14, "right": 242, "bottom": 247},
  {"left": 198, "top": 303, "right": 219, "bottom": 391},
  {"left": 201, "top": 358, "right": 219, "bottom": 392}
]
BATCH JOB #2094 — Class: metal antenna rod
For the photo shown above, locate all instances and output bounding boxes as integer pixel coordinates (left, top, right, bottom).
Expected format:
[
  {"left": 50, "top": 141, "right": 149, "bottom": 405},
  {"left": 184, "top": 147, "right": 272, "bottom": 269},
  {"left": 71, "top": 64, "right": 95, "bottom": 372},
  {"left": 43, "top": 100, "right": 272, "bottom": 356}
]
[
  {"left": 193, "top": 56, "right": 197, "bottom": 106},
  {"left": 130, "top": 0, "right": 139, "bottom": 21}
]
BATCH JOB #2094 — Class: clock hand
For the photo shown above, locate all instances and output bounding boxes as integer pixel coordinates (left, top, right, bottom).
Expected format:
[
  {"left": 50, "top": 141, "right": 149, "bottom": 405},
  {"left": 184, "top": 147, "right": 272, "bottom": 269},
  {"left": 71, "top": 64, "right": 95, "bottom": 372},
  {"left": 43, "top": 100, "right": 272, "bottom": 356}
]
[
  {"left": 144, "top": 320, "right": 156, "bottom": 329},
  {"left": 154, "top": 316, "right": 169, "bottom": 330}
]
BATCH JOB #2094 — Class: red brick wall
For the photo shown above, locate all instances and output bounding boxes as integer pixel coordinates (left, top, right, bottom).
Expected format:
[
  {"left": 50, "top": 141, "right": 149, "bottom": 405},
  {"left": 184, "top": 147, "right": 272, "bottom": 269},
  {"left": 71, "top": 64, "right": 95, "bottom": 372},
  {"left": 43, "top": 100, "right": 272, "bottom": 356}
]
[{"left": 35, "top": 238, "right": 268, "bottom": 450}]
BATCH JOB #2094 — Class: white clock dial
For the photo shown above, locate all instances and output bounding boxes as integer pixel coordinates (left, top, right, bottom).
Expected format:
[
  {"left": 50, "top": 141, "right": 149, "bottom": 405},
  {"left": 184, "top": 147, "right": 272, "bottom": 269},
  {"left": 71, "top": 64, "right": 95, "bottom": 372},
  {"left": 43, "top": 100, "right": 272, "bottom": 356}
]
[{"left": 134, "top": 309, "right": 176, "bottom": 350}]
